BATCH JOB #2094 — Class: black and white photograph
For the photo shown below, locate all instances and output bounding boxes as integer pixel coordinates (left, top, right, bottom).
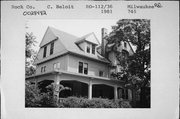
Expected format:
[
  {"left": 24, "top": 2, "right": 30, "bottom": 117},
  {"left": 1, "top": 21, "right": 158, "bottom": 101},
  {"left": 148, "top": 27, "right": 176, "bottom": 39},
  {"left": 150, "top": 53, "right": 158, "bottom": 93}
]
[
  {"left": 1, "top": 1, "right": 179, "bottom": 119},
  {"left": 25, "top": 19, "right": 150, "bottom": 108}
]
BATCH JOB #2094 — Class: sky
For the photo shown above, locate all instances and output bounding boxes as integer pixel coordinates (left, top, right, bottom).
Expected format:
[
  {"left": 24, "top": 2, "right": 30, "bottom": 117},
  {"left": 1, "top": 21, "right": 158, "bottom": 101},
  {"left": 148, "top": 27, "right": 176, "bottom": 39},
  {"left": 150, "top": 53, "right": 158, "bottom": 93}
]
[{"left": 26, "top": 19, "right": 119, "bottom": 51}]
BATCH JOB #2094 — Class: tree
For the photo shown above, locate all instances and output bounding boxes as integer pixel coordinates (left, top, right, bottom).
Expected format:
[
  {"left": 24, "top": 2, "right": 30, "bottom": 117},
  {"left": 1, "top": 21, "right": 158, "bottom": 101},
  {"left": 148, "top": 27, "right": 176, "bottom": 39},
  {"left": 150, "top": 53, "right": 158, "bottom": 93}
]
[
  {"left": 25, "top": 32, "right": 37, "bottom": 76},
  {"left": 107, "top": 19, "right": 150, "bottom": 107}
]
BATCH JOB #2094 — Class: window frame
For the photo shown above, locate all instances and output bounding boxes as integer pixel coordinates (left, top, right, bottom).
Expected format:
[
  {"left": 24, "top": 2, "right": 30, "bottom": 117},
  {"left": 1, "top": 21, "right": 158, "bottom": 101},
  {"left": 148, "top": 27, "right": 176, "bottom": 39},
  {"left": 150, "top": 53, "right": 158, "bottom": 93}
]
[
  {"left": 50, "top": 42, "right": 54, "bottom": 55},
  {"left": 99, "top": 70, "right": 104, "bottom": 77},
  {"left": 78, "top": 62, "right": 88, "bottom": 75},
  {"left": 86, "top": 43, "right": 91, "bottom": 53},
  {"left": 92, "top": 44, "right": 96, "bottom": 54},
  {"left": 43, "top": 46, "right": 47, "bottom": 58},
  {"left": 78, "top": 62, "right": 83, "bottom": 73},
  {"left": 54, "top": 62, "right": 60, "bottom": 71},
  {"left": 41, "top": 67, "right": 44, "bottom": 73},
  {"left": 84, "top": 63, "right": 88, "bottom": 75},
  {"left": 44, "top": 66, "right": 46, "bottom": 72}
]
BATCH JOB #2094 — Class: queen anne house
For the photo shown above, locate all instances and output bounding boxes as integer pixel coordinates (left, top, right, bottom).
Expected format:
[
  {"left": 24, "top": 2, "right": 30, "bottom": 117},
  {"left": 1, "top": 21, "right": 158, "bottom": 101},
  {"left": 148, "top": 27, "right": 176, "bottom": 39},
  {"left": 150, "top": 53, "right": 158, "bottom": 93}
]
[{"left": 26, "top": 26, "right": 135, "bottom": 100}]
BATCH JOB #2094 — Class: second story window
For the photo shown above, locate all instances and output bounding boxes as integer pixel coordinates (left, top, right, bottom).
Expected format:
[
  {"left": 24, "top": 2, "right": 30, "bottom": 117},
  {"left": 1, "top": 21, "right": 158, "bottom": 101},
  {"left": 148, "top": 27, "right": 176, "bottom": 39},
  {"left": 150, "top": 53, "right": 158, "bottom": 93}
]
[
  {"left": 92, "top": 44, "right": 95, "bottom": 54},
  {"left": 78, "top": 62, "right": 88, "bottom": 75},
  {"left": 41, "top": 66, "right": 46, "bottom": 73},
  {"left": 99, "top": 71, "right": 104, "bottom": 77},
  {"left": 50, "top": 42, "right": 54, "bottom": 55},
  {"left": 43, "top": 46, "right": 47, "bottom": 58},
  {"left": 41, "top": 67, "right": 44, "bottom": 73},
  {"left": 84, "top": 63, "right": 88, "bottom": 74},
  {"left": 54, "top": 62, "right": 60, "bottom": 71},
  {"left": 86, "top": 44, "right": 90, "bottom": 53},
  {"left": 78, "top": 62, "right": 83, "bottom": 73}
]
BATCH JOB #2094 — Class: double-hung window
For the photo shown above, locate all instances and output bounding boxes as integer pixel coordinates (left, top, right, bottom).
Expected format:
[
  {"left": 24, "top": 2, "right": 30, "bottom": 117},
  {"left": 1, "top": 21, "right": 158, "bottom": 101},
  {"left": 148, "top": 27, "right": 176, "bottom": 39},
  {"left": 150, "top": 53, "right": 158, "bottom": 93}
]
[
  {"left": 50, "top": 42, "right": 54, "bottom": 55},
  {"left": 78, "top": 62, "right": 88, "bottom": 75},
  {"left": 54, "top": 62, "right": 60, "bottom": 71},
  {"left": 86, "top": 44, "right": 90, "bottom": 53},
  {"left": 84, "top": 63, "right": 88, "bottom": 74},
  {"left": 78, "top": 62, "right": 83, "bottom": 73},
  {"left": 41, "top": 66, "right": 46, "bottom": 73},
  {"left": 43, "top": 46, "right": 47, "bottom": 58},
  {"left": 92, "top": 44, "right": 95, "bottom": 54},
  {"left": 99, "top": 71, "right": 104, "bottom": 77}
]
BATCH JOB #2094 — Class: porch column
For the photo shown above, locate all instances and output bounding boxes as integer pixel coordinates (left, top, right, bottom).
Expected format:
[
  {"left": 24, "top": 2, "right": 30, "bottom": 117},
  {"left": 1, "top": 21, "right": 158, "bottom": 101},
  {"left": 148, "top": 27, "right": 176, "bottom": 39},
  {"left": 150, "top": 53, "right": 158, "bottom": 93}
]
[
  {"left": 114, "top": 86, "right": 118, "bottom": 100},
  {"left": 54, "top": 74, "right": 61, "bottom": 99},
  {"left": 88, "top": 80, "right": 92, "bottom": 99}
]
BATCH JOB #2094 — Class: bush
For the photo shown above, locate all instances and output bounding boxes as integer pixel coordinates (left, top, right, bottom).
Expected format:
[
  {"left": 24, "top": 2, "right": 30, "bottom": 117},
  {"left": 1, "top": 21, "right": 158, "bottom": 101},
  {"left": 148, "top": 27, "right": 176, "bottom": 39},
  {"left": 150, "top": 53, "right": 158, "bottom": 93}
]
[
  {"left": 25, "top": 82, "right": 57, "bottom": 107},
  {"left": 58, "top": 97, "right": 131, "bottom": 108},
  {"left": 25, "top": 82, "right": 131, "bottom": 108},
  {"left": 25, "top": 82, "right": 42, "bottom": 107}
]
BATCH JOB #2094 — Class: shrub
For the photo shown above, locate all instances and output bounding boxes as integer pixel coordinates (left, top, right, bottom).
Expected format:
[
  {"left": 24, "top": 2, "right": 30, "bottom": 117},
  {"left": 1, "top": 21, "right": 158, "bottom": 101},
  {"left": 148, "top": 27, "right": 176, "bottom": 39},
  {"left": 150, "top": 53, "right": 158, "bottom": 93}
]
[
  {"left": 25, "top": 82, "right": 42, "bottom": 107},
  {"left": 58, "top": 97, "right": 131, "bottom": 108},
  {"left": 25, "top": 81, "right": 57, "bottom": 107}
]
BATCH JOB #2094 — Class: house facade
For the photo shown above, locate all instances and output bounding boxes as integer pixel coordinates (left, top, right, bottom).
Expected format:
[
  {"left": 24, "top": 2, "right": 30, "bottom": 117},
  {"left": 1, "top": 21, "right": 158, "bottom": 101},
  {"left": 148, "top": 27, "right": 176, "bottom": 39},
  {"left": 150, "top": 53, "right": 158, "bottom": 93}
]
[{"left": 26, "top": 27, "right": 134, "bottom": 100}]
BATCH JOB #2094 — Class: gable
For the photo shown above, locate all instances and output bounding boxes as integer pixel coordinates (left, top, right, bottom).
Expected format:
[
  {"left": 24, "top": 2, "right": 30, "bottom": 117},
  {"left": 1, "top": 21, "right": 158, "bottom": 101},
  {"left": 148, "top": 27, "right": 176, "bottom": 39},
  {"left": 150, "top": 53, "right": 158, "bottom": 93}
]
[
  {"left": 85, "top": 33, "right": 100, "bottom": 45},
  {"left": 39, "top": 27, "right": 58, "bottom": 47},
  {"left": 75, "top": 33, "right": 100, "bottom": 45},
  {"left": 35, "top": 27, "right": 109, "bottom": 65}
]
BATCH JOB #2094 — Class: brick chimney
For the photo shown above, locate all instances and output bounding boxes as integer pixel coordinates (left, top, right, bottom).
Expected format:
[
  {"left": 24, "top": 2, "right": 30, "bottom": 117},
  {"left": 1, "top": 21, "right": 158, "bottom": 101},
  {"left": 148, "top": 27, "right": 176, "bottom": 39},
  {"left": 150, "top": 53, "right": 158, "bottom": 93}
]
[{"left": 101, "top": 28, "right": 108, "bottom": 57}]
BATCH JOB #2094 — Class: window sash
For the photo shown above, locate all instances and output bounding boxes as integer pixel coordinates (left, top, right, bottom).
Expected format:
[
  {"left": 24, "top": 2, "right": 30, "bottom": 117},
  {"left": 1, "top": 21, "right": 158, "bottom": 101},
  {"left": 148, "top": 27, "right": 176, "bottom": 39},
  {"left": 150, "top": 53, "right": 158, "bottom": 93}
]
[
  {"left": 86, "top": 44, "right": 90, "bottom": 53},
  {"left": 99, "top": 71, "right": 104, "bottom": 77},
  {"left": 84, "top": 63, "right": 88, "bottom": 74},
  {"left": 78, "top": 62, "right": 83, "bottom": 73},
  {"left": 54, "top": 62, "right": 60, "bottom": 71},
  {"left": 50, "top": 42, "right": 54, "bottom": 55},
  {"left": 43, "top": 46, "right": 47, "bottom": 58},
  {"left": 92, "top": 44, "right": 95, "bottom": 54}
]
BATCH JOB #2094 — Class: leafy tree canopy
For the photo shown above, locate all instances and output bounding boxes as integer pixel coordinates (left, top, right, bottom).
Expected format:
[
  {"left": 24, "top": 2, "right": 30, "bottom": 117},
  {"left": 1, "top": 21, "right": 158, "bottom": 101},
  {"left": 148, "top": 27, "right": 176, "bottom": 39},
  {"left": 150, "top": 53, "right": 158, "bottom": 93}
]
[
  {"left": 26, "top": 32, "right": 37, "bottom": 76},
  {"left": 107, "top": 19, "right": 150, "bottom": 89}
]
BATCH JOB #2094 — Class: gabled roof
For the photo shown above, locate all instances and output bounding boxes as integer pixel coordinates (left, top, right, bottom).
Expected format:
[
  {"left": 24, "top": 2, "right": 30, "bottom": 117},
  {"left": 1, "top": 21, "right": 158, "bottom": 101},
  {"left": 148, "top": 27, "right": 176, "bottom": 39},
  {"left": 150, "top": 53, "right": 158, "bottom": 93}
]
[
  {"left": 75, "top": 32, "right": 100, "bottom": 45},
  {"left": 36, "top": 27, "right": 110, "bottom": 64}
]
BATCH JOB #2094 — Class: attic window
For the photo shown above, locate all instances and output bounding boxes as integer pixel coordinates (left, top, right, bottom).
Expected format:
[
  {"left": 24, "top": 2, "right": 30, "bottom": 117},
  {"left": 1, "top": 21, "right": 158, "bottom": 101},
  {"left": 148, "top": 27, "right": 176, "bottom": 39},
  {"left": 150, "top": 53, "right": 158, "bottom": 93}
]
[
  {"left": 50, "top": 42, "right": 54, "bottom": 55},
  {"left": 43, "top": 46, "right": 47, "bottom": 58},
  {"left": 92, "top": 44, "right": 95, "bottom": 54},
  {"left": 86, "top": 44, "right": 90, "bottom": 53}
]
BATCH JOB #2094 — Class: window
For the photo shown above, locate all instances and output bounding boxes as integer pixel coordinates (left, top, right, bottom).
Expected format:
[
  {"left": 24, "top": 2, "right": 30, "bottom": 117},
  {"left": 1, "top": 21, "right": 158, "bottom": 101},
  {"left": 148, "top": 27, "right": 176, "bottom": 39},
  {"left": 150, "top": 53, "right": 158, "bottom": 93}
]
[
  {"left": 99, "top": 71, "right": 104, "bottom": 77},
  {"left": 54, "top": 62, "right": 60, "bottom": 71},
  {"left": 50, "top": 42, "right": 54, "bottom": 55},
  {"left": 44, "top": 66, "right": 46, "bottom": 72},
  {"left": 86, "top": 44, "right": 90, "bottom": 53},
  {"left": 78, "top": 62, "right": 83, "bottom": 73},
  {"left": 41, "top": 66, "right": 46, "bottom": 73},
  {"left": 92, "top": 44, "right": 95, "bottom": 54},
  {"left": 43, "top": 46, "right": 47, "bottom": 58},
  {"left": 78, "top": 62, "right": 88, "bottom": 74},
  {"left": 41, "top": 67, "right": 44, "bottom": 73},
  {"left": 84, "top": 63, "right": 88, "bottom": 74}
]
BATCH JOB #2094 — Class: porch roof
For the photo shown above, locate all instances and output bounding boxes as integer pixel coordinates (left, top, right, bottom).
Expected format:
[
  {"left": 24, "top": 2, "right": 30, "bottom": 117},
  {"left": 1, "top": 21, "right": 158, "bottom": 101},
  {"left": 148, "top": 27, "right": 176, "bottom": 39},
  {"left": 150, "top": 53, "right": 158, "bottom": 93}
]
[{"left": 26, "top": 70, "right": 124, "bottom": 83}]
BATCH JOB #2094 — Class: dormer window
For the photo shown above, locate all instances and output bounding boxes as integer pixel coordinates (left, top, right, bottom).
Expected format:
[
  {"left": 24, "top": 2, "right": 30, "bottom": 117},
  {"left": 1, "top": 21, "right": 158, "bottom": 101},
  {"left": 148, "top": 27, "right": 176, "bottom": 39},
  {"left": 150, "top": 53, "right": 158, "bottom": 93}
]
[
  {"left": 92, "top": 44, "right": 95, "bottom": 54},
  {"left": 86, "top": 43, "right": 96, "bottom": 55},
  {"left": 43, "top": 46, "right": 47, "bottom": 58},
  {"left": 86, "top": 43, "right": 90, "bottom": 53},
  {"left": 50, "top": 42, "right": 54, "bottom": 55}
]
